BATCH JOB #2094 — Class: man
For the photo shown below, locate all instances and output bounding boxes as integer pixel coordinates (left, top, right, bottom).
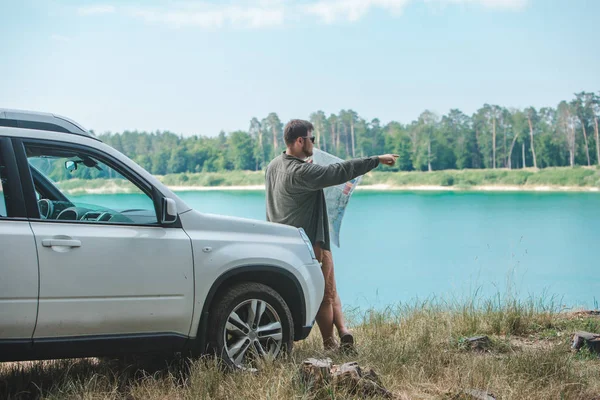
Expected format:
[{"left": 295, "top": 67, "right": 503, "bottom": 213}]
[{"left": 265, "top": 119, "right": 398, "bottom": 351}]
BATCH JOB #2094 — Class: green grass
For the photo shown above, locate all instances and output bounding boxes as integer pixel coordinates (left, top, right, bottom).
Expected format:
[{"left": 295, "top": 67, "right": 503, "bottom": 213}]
[
  {"left": 361, "top": 166, "right": 600, "bottom": 188},
  {"left": 158, "top": 171, "right": 266, "bottom": 187},
  {"left": 56, "top": 178, "right": 139, "bottom": 195},
  {"left": 159, "top": 167, "right": 600, "bottom": 189},
  {"left": 2, "top": 296, "right": 599, "bottom": 399}
]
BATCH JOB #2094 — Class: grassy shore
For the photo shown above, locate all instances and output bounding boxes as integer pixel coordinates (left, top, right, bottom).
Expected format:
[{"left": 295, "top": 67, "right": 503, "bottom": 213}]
[
  {"left": 2, "top": 297, "right": 599, "bottom": 399},
  {"left": 54, "top": 167, "right": 600, "bottom": 195},
  {"left": 361, "top": 167, "right": 600, "bottom": 189},
  {"left": 159, "top": 167, "right": 600, "bottom": 190}
]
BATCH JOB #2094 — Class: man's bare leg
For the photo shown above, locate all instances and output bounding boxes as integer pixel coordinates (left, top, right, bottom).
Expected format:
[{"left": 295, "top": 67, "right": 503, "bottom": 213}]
[
  {"left": 315, "top": 293, "right": 336, "bottom": 349},
  {"left": 314, "top": 244, "right": 337, "bottom": 349},
  {"left": 333, "top": 294, "right": 350, "bottom": 336},
  {"left": 326, "top": 252, "right": 355, "bottom": 353},
  {"left": 322, "top": 250, "right": 350, "bottom": 337}
]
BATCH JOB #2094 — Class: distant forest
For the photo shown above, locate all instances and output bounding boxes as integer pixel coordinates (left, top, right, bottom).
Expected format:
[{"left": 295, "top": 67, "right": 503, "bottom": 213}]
[{"left": 92, "top": 91, "right": 600, "bottom": 175}]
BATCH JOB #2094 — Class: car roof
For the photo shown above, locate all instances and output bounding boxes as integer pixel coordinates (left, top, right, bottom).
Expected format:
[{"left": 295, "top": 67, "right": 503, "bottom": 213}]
[{"left": 0, "top": 108, "right": 99, "bottom": 141}]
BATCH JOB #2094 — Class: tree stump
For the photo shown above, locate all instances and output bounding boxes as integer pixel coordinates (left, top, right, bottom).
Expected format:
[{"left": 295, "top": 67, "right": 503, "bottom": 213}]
[
  {"left": 301, "top": 359, "right": 396, "bottom": 399},
  {"left": 300, "top": 358, "right": 333, "bottom": 392},
  {"left": 572, "top": 331, "right": 600, "bottom": 354}
]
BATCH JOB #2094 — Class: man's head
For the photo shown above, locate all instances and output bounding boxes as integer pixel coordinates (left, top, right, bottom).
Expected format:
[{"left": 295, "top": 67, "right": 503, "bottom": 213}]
[{"left": 284, "top": 119, "right": 315, "bottom": 158}]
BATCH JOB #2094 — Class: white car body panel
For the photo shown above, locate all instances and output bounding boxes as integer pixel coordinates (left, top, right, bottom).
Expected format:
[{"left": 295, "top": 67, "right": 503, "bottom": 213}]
[
  {"left": 179, "top": 210, "right": 324, "bottom": 336},
  {"left": 0, "top": 220, "right": 39, "bottom": 338},
  {"left": 30, "top": 221, "right": 194, "bottom": 337}
]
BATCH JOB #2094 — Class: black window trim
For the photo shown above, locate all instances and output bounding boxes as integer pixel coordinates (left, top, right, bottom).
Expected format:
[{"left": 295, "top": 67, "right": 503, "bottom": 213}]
[
  {"left": 12, "top": 137, "right": 181, "bottom": 228},
  {"left": 0, "top": 137, "right": 28, "bottom": 220}
]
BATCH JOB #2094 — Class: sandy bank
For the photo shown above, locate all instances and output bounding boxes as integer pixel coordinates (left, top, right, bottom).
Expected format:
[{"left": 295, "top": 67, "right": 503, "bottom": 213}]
[{"left": 165, "top": 184, "right": 600, "bottom": 193}]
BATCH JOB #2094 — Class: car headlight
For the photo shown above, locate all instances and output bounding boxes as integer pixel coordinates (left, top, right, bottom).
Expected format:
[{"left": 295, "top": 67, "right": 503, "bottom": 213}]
[{"left": 298, "top": 228, "right": 317, "bottom": 260}]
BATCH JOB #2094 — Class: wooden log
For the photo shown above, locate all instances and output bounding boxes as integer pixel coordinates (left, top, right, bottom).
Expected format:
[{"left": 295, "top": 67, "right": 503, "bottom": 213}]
[
  {"left": 302, "top": 359, "right": 397, "bottom": 399},
  {"left": 464, "top": 336, "right": 491, "bottom": 351},
  {"left": 455, "top": 389, "right": 496, "bottom": 400},
  {"left": 332, "top": 361, "right": 362, "bottom": 394},
  {"left": 332, "top": 361, "right": 396, "bottom": 399},
  {"left": 572, "top": 331, "right": 600, "bottom": 353}
]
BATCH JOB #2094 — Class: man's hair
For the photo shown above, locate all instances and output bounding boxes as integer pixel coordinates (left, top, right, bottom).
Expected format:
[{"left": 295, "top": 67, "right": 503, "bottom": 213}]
[{"left": 284, "top": 119, "right": 314, "bottom": 146}]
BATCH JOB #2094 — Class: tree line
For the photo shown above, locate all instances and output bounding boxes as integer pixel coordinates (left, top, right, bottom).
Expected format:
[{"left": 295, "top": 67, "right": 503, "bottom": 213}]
[{"left": 94, "top": 91, "right": 600, "bottom": 175}]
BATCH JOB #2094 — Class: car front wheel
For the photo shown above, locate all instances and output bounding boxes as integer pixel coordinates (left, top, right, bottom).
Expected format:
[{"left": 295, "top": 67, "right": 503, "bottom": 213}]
[{"left": 207, "top": 282, "right": 294, "bottom": 368}]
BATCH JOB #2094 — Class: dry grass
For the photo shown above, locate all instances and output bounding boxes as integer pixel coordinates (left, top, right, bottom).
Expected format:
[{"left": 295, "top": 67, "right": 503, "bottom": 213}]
[{"left": 2, "top": 299, "right": 599, "bottom": 400}]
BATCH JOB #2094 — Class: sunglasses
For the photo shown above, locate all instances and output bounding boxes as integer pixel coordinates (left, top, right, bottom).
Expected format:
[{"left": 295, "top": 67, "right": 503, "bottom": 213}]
[{"left": 302, "top": 136, "right": 316, "bottom": 144}]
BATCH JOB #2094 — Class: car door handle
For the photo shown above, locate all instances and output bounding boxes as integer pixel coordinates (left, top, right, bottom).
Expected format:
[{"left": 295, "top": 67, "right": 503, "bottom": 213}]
[{"left": 42, "top": 239, "right": 82, "bottom": 248}]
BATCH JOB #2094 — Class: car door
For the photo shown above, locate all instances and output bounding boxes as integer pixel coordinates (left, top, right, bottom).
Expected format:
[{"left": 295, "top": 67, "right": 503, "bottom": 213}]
[
  {"left": 14, "top": 138, "right": 194, "bottom": 343},
  {"left": 0, "top": 137, "right": 39, "bottom": 351}
]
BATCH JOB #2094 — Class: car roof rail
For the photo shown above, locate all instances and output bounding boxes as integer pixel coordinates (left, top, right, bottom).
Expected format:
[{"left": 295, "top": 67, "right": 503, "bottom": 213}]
[{"left": 0, "top": 108, "right": 99, "bottom": 141}]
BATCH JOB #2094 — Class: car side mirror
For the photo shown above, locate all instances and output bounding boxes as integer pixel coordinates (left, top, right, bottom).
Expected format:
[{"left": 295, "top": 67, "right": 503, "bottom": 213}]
[
  {"left": 65, "top": 160, "right": 77, "bottom": 172},
  {"left": 161, "top": 197, "right": 178, "bottom": 224}
]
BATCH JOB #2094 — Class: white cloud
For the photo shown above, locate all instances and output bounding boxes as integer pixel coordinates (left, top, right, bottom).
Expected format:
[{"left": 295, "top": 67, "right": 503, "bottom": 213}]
[
  {"left": 429, "top": 0, "right": 528, "bottom": 11},
  {"left": 128, "top": 3, "right": 284, "bottom": 29},
  {"left": 305, "top": 0, "right": 526, "bottom": 23},
  {"left": 51, "top": 34, "right": 71, "bottom": 42},
  {"left": 78, "top": 0, "right": 527, "bottom": 28},
  {"left": 77, "top": 5, "right": 116, "bottom": 16},
  {"left": 304, "top": 0, "right": 410, "bottom": 23}
]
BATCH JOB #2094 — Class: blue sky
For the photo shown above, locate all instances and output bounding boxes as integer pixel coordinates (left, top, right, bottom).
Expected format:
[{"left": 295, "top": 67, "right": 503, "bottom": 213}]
[{"left": 1, "top": 0, "right": 598, "bottom": 137}]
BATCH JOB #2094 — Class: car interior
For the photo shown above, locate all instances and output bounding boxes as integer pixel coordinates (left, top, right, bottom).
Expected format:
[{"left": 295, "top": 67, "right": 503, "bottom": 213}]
[{"left": 26, "top": 146, "right": 158, "bottom": 225}]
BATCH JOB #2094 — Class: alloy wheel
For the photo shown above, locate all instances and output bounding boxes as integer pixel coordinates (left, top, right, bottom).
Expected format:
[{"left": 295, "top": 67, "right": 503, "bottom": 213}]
[{"left": 223, "top": 299, "right": 283, "bottom": 366}]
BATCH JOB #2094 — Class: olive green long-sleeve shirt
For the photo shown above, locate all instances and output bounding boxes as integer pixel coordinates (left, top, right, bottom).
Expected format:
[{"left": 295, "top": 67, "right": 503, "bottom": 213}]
[{"left": 265, "top": 152, "right": 380, "bottom": 251}]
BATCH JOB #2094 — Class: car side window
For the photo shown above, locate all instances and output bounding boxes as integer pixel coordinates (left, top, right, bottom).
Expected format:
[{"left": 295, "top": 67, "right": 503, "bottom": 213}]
[{"left": 24, "top": 143, "right": 158, "bottom": 225}]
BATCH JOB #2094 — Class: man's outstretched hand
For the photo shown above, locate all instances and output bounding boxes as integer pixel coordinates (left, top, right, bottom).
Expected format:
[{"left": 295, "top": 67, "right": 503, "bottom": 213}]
[{"left": 378, "top": 154, "right": 399, "bottom": 166}]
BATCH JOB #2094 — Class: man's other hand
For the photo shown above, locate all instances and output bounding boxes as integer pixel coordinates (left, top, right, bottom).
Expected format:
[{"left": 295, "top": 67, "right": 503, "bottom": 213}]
[{"left": 378, "top": 154, "right": 399, "bottom": 166}]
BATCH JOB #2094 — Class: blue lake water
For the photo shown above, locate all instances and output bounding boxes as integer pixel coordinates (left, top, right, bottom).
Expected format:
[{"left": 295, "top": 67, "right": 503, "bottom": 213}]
[{"left": 78, "top": 191, "right": 600, "bottom": 311}]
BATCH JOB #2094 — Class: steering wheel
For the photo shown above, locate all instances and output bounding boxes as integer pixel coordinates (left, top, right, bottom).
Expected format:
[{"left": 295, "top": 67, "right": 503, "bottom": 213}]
[{"left": 37, "top": 199, "right": 54, "bottom": 219}]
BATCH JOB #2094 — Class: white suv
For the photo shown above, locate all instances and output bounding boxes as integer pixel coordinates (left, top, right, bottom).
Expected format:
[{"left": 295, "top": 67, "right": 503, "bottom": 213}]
[{"left": 0, "top": 109, "right": 324, "bottom": 367}]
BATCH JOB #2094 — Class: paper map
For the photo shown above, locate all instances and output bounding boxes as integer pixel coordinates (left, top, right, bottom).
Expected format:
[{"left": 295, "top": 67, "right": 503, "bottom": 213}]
[{"left": 310, "top": 149, "right": 362, "bottom": 248}]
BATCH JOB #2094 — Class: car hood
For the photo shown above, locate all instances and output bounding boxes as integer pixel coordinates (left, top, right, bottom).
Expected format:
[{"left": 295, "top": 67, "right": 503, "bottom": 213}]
[{"left": 179, "top": 209, "right": 302, "bottom": 239}]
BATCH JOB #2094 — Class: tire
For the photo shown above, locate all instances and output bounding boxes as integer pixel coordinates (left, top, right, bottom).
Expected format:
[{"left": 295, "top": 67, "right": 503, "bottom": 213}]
[{"left": 207, "top": 282, "right": 294, "bottom": 368}]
